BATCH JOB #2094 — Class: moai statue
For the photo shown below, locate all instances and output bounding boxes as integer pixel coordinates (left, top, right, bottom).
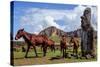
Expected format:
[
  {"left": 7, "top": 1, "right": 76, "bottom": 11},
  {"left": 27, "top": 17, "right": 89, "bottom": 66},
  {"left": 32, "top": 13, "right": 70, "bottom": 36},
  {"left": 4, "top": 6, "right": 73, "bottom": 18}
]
[{"left": 81, "top": 8, "right": 94, "bottom": 58}]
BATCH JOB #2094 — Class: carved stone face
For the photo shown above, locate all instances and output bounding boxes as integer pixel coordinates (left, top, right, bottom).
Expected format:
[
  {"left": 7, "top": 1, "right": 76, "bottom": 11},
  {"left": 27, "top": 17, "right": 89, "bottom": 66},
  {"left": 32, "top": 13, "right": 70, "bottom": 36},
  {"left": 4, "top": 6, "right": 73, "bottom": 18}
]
[
  {"left": 81, "top": 16, "right": 89, "bottom": 30},
  {"left": 84, "top": 8, "right": 91, "bottom": 15},
  {"left": 83, "top": 8, "right": 91, "bottom": 22},
  {"left": 81, "top": 8, "right": 91, "bottom": 31}
]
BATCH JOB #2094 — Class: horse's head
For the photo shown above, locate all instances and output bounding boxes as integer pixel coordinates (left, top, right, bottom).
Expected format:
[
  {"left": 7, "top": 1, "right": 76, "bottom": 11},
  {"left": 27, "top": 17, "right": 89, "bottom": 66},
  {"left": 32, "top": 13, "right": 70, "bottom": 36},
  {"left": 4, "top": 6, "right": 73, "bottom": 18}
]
[{"left": 15, "top": 28, "right": 24, "bottom": 40}]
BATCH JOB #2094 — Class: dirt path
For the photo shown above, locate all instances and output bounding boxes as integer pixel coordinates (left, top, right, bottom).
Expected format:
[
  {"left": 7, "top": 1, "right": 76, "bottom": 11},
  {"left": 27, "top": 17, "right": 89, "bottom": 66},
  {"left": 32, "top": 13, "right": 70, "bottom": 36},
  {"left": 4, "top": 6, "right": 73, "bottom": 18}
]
[{"left": 14, "top": 56, "right": 97, "bottom": 66}]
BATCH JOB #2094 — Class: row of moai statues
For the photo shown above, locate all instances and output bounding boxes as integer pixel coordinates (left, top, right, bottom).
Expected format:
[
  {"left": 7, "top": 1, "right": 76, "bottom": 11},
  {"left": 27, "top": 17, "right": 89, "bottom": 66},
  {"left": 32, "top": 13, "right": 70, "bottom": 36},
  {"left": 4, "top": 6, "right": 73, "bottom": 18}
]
[{"left": 81, "top": 7, "right": 95, "bottom": 58}]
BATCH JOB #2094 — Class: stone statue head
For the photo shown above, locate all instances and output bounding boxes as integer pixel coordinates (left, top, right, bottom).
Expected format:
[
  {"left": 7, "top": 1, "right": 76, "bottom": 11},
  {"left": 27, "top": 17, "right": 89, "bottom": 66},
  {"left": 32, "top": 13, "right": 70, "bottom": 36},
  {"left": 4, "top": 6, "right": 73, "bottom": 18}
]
[
  {"left": 83, "top": 8, "right": 91, "bottom": 16},
  {"left": 81, "top": 7, "right": 91, "bottom": 31}
]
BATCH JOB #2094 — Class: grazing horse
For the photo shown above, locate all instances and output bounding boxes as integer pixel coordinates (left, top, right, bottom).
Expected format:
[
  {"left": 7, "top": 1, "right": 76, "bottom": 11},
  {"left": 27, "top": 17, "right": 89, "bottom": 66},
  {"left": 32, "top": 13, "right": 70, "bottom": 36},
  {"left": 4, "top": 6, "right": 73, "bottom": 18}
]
[
  {"left": 69, "top": 36, "right": 79, "bottom": 58},
  {"left": 45, "top": 39, "right": 55, "bottom": 52},
  {"left": 60, "top": 35, "right": 67, "bottom": 58},
  {"left": 15, "top": 28, "right": 49, "bottom": 57},
  {"left": 40, "top": 38, "right": 55, "bottom": 53}
]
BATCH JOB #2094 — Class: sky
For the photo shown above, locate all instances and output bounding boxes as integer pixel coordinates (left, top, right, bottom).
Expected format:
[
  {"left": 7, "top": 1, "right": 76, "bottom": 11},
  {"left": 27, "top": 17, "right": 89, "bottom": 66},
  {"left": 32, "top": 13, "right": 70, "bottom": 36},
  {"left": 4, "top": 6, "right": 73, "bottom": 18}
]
[{"left": 11, "top": 1, "right": 97, "bottom": 40}]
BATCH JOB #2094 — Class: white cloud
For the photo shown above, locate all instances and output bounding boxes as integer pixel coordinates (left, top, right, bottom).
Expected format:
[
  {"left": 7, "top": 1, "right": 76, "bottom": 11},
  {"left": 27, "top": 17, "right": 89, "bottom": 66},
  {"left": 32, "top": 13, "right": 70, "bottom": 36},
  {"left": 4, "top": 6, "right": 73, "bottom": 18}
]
[
  {"left": 44, "top": 16, "right": 60, "bottom": 28},
  {"left": 19, "top": 5, "right": 97, "bottom": 33}
]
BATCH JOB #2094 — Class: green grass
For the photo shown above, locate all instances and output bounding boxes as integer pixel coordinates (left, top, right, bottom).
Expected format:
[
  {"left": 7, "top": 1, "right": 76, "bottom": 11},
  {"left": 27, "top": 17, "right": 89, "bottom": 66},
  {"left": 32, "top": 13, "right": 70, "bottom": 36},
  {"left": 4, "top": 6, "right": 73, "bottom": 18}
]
[
  {"left": 13, "top": 47, "right": 97, "bottom": 66},
  {"left": 13, "top": 48, "right": 61, "bottom": 59},
  {"left": 12, "top": 37, "right": 97, "bottom": 66}
]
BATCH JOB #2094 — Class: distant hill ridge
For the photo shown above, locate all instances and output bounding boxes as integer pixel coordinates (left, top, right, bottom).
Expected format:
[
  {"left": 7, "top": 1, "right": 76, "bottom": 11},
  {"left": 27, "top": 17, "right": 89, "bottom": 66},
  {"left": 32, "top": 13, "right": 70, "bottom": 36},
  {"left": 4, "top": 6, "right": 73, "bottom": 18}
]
[
  {"left": 39, "top": 26, "right": 67, "bottom": 37},
  {"left": 38, "top": 26, "right": 97, "bottom": 38}
]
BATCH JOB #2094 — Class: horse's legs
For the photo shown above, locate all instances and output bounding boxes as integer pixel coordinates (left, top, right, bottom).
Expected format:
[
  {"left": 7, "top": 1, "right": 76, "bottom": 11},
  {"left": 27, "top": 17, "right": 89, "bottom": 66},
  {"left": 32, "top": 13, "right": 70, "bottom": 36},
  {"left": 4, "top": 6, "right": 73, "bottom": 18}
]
[
  {"left": 60, "top": 46, "right": 62, "bottom": 54},
  {"left": 41, "top": 45, "right": 43, "bottom": 52},
  {"left": 43, "top": 46, "right": 47, "bottom": 56},
  {"left": 43, "top": 47, "right": 45, "bottom": 56},
  {"left": 25, "top": 45, "right": 30, "bottom": 58},
  {"left": 60, "top": 48, "right": 62, "bottom": 56},
  {"left": 33, "top": 46, "right": 38, "bottom": 57},
  {"left": 51, "top": 45, "right": 55, "bottom": 52},
  {"left": 42, "top": 44, "right": 47, "bottom": 57},
  {"left": 75, "top": 48, "right": 78, "bottom": 59},
  {"left": 53, "top": 44, "right": 55, "bottom": 52},
  {"left": 45, "top": 47, "right": 47, "bottom": 56},
  {"left": 64, "top": 48, "right": 66, "bottom": 58},
  {"left": 50, "top": 45, "right": 53, "bottom": 52},
  {"left": 73, "top": 47, "right": 75, "bottom": 56},
  {"left": 62, "top": 49, "right": 65, "bottom": 58}
]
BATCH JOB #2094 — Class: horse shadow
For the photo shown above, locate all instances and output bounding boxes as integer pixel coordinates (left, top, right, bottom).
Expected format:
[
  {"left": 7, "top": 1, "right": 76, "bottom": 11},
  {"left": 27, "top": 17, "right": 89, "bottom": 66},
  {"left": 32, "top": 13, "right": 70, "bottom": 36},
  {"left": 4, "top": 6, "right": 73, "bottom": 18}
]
[{"left": 49, "top": 55, "right": 62, "bottom": 60}]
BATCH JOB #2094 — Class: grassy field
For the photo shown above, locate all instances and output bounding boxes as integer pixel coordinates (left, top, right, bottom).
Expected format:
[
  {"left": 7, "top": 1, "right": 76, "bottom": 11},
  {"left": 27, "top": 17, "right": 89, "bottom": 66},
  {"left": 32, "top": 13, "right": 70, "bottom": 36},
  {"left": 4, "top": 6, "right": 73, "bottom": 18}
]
[
  {"left": 12, "top": 36, "right": 97, "bottom": 66},
  {"left": 12, "top": 46, "right": 97, "bottom": 66}
]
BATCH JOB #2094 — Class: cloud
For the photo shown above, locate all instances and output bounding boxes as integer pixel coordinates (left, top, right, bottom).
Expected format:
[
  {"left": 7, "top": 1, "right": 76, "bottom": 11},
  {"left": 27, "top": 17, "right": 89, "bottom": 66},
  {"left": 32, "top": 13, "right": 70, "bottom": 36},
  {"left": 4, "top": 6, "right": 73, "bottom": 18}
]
[
  {"left": 44, "top": 16, "right": 60, "bottom": 28},
  {"left": 19, "top": 5, "right": 97, "bottom": 34}
]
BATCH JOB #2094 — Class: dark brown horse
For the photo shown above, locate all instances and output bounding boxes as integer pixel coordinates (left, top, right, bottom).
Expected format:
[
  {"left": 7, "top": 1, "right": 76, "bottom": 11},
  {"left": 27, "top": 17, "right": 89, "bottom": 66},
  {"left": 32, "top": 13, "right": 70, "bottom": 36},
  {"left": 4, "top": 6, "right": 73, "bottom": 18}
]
[
  {"left": 60, "top": 35, "right": 67, "bottom": 58},
  {"left": 15, "top": 28, "right": 50, "bottom": 57},
  {"left": 69, "top": 36, "right": 79, "bottom": 58},
  {"left": 45, "top": 39, "right": 55, "bottom": 52}
]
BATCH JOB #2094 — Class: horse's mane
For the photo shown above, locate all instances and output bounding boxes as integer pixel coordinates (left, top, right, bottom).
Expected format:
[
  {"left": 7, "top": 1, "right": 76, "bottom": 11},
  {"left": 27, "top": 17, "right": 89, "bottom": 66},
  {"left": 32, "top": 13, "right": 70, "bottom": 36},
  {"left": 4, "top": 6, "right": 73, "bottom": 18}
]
[
  {"left": 24, "top": 31, "right": 36, "bottom": 36},
  {"left": 22, "top": 31, "right": 37, "bottom": 41},
  {"left": 23, "top": 30, "right": 49, "bottom": 41}
]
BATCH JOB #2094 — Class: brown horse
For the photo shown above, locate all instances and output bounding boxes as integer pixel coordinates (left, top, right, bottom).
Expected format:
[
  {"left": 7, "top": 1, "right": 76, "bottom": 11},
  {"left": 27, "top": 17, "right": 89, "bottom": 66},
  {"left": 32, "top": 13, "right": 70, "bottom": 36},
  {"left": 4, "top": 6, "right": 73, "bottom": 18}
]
[
  {"left": 60, "top": 35, "right": 67, "bottom": 58},
  {"left": 45, "top": 39, "right": 55, "bottom": 52},
  {"left": 69, "top": 36, "right": 79, "bottom": 58},
  {"left": 15, "top": 28, "right": 49, "bottom": 57}
]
